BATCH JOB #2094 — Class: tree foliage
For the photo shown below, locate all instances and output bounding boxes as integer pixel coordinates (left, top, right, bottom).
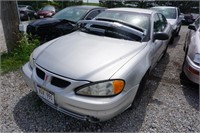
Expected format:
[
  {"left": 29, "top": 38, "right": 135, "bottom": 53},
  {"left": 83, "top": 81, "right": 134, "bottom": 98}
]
[
  {"left": 99, "top": 0, "right": 199, "bottom": 13},
  {"left": 17, "top": 1, "right": 83, "bottom": 11}
]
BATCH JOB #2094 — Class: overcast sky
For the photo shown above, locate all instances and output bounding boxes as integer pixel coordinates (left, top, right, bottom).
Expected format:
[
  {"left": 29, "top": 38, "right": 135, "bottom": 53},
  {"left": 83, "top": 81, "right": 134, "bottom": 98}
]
[{"left": 83, "top": 0, "right": 99, "bottom": 3}]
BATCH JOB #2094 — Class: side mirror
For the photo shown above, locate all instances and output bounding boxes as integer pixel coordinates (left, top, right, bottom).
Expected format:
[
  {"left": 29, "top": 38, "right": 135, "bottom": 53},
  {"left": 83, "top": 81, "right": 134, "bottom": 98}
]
[
  {"left": 76, "top": 21, "right": 86, "bottom": 29},
  {"left": 154, "top": 32, "right": 169, "bottom": 41},
  {"left": 188, "top": 24, "right": 196, "bottom": 31}
]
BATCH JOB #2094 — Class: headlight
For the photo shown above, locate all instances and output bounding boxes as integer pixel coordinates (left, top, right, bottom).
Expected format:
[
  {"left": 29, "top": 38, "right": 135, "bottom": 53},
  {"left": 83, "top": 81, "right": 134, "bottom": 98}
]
[
  {"left": 193, "top": 53, "right": 200, "bottom": 65},
  {"left": 29, "top": 53, "right": 35, "bottom": 69},
  {"left": 46, "top": 12, "right": 53, "bottom": 16},
  {"left": 75, "top": 80, "right": 125, "bottom": 97}
]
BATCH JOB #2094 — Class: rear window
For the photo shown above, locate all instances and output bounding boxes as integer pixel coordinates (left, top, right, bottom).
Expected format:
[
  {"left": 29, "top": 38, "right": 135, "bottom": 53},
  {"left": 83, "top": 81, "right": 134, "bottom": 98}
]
[{"left": 151, "top": 7, "right": 176, "bottom": 19}]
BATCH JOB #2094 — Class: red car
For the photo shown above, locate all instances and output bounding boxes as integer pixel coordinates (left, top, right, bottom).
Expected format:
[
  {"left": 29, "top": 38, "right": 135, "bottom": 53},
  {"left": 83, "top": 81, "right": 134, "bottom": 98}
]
[{"left": 36, "top": 5, "right": 57, "bottom": 19}]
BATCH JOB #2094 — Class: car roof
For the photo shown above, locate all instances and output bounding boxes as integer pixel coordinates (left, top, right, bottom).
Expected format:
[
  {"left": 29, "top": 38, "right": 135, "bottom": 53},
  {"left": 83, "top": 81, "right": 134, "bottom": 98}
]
[
  {"left": 151, "top": 6, "right": 177, "bottom": 9},
  {"left": 108, "top": 8, "right": 154, "bottom": 15},
  {"left": 43, "top": 5, "right": 55, "bottom": 7},
  {"left": 18, "top": 5, "right": 29, "bottom": 7},
  {"left": 69, "top": 5, "right": 106, "bottom": 10}
]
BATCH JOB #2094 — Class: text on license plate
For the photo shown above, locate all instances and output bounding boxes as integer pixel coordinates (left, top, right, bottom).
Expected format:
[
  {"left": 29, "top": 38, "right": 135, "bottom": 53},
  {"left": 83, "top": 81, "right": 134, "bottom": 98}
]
[{"left": 37, "top": 87, "right": 55, "bottom": 104}]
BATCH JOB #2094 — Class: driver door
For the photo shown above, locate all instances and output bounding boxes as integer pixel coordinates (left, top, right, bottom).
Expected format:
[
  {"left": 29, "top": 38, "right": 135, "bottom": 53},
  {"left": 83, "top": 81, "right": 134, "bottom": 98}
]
[{"left": 151, "top": 13, "right": 164, "bottom": 68}]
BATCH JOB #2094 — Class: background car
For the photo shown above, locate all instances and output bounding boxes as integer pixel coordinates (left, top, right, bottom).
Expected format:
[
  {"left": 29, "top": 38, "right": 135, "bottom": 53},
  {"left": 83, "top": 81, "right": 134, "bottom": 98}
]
[
  {"left": 18, "top": 5, "right": 37, "bottom": 21},
  {"left": 150, "top": 6, "right": 182, "bottom": 43},
  {"left": 182, "top": 13, "right": 199, "bottom": 25},
  {"left": 27, "top": 6, "right": 106, "bottom": 42},
  {"left": 182, "top": 16, "right": 200, "bottom": 84},
  {"left": 22, "top": 8, "right": 172, "bottom": 122},
  {"left": 36, "top": 5, "right": 57, "bottom": 19}
]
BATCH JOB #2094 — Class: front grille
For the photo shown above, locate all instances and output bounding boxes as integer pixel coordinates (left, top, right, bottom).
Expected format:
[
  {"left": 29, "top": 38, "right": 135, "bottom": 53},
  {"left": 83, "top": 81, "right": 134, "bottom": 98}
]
[
  {"left": 51, "top": 77, "right": 71, "bottom": 88},
  {"left": 36, "top": 67, "right": 71, "bottom": 88},
  {"left": 36, "top": 67, "right": 45, "bottom": 80}
]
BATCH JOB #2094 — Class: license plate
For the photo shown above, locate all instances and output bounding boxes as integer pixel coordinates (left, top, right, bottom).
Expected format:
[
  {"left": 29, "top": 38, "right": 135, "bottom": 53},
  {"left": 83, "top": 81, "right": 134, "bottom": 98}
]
[
  {"left": 37, "top": 87, "right": 55, "bottom": 104},
  {"left": 40, "top": 16, "right": 44, "bottom": 18}
]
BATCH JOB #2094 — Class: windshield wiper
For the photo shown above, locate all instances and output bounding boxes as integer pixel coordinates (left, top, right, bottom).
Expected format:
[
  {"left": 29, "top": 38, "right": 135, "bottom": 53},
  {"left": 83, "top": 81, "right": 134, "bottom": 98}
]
[
  {"left": 78, "top": 20, "right": 145, "bottom": 41},
  {"left": 78, "top": 20, "right": 141, "bottom": 41},
  {"left": 95, "top": 18, "right": 146, "bottom": 33},
  {"left": 79, "top": 24, "right": 105, "bottom": 36}
]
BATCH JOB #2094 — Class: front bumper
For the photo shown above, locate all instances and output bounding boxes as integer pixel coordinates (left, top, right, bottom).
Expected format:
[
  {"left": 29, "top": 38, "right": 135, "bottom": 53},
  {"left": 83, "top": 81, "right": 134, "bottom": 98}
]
[
  {"left": 21, "top": 62, "right": 35, "bottom": 90},
  {"left": 21, "top": 62, "right": 139, "bottom": 122},
  {"left": 183, "top": 56, "right": 200, "bottom": 84}
]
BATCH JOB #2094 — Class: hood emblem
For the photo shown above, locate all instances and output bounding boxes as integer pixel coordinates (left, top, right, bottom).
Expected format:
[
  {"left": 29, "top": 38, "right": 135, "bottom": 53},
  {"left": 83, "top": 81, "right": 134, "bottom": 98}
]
[{"left": 44, "top": 74, "right": 48, "bottom": 81}]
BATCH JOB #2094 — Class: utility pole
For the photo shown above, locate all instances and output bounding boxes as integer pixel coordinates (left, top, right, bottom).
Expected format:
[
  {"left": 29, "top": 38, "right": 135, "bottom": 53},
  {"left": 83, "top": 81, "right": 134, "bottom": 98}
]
[{"left": 1, "top": 1, "right": 20, "bottom": 52}]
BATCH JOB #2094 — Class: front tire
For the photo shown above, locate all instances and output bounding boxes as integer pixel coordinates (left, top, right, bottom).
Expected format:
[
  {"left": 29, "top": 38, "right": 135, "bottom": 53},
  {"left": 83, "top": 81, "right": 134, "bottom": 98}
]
[
  {"left": 169, "top": 30, "right": 176, "bottom": 44},
  {"left": 175, "top": 26, "right": 181, "bottom": 36},
  {"left": 130, "top": 70, "right": 149, "bottom": 109},
  {"left": 162, "top": 43, "right": 169, "bottom": 59}
]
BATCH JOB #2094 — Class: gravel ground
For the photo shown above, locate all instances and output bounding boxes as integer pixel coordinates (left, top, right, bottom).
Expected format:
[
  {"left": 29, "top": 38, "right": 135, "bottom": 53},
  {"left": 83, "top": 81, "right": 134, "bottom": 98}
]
[{"left": 0, "top": 26, "right": 199, "bottom": 132}]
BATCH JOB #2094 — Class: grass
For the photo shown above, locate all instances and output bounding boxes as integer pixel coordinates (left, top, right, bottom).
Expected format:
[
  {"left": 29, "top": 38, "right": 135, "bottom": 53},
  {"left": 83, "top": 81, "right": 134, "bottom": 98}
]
[{"left": 1, "top": 34, "right": 40, "bottom": 74}]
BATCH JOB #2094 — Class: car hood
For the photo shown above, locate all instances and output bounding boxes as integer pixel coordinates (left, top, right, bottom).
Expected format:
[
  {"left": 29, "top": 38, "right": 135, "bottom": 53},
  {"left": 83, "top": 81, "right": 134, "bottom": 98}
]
[
  {"left": 167, "top": 19, "right": 176, "bottom": 26},
  {"left": 29, "top": 18, "right": 61, "bottom": 27},
  {"left": 36, "top": 31, "right": 146, "bottom": 81}
]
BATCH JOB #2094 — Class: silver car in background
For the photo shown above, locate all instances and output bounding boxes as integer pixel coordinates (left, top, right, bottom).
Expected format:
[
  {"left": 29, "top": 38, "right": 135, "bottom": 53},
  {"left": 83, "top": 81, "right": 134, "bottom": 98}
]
[
  {"left": 150, "top": 6, "right": 182, "bottom": 43},
  {"left": 22, "top": 8, "right": 172, "bottom": 122},
  {"left": 182, "top": 16, "right": 200, "bottom": 84}
]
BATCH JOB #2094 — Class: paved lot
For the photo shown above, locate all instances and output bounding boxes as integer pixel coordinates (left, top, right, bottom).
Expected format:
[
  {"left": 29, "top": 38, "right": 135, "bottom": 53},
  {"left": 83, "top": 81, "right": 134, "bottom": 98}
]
[{"left": 0, "top": 26, "right": 199, "bottom": 132}]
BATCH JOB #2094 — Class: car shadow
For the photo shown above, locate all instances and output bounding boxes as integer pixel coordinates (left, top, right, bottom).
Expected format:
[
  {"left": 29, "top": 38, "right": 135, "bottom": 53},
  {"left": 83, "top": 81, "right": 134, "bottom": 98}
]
[
  {"left": 13, "top": 54, "right": 169, "bottom": 132},
  {"left": 13, "top": 90, "right": 147, "bottom": 132},
  {"left": 147, "top": 52, "right": 170, "bottom": 101},
  {"left": 179, "top": 74, "right": 199, "bottom": 111},
  {"left": 168, "top": 35, "right": 181, "bottom": 48}
]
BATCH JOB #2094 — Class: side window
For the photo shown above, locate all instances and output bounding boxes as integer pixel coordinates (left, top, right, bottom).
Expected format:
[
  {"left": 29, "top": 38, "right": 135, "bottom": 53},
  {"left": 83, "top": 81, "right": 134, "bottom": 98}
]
[
  {"left": 154, "top": 14, "right": 162, "bottom": 32},
  {"left": 158, "top": 13, "right": 167, "bottom": 31},
  {"left": 85, "top": 10, "right": 101, "bottom": 20},
  {"left": 178, "top": 8, "right": 181, "bottom": 17},
  {"left": 195, "top": 17, "right": 200, "bottom": 28},
  {"left": 28, "top": 6, "right": 33, "bottom": 10}
]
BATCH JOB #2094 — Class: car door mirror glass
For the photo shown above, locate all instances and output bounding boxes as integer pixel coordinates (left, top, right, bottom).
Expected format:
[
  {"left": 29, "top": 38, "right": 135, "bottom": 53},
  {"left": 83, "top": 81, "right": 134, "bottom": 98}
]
[
  {"left": 188, "top": 24, "right": 196, "bottom": 31},
  {"left": 154, "top": 32, "right": 169, "bottom": 41}
]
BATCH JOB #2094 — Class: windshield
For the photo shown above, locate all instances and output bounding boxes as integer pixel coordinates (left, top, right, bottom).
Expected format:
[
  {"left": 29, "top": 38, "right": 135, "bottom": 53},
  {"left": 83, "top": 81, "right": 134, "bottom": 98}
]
[
  {"left": 41, "top": 6, "right": 55, "bottom": 11},
  {"left": 151, "top": 7, "right": 176, "bottom": 19},
  {"left": 95, "top": 10, "right": 150, "bottom": 32},
  {"left": 79, "top": 10, "right": 150, "bottom": 42},
  {"left": 53, "top": 7, "right": 88, "bottom": 22}
]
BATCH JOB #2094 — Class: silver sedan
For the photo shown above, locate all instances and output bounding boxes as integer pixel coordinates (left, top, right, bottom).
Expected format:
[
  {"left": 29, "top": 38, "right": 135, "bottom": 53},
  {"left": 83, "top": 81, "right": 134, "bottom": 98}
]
[
  {"left": 182, "top": 16, "right": 200, "bottom": 84},
  {"left": 22, "top": 8, "right": 172, "bottom": 122}
]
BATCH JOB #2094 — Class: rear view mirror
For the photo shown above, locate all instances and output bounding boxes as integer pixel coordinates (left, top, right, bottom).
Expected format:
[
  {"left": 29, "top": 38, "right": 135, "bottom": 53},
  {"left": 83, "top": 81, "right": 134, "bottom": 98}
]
[
  {"left": 154, "top": 32, "right": 169, "bottom": 41},
  {"left": 188, "top": 24, "right": 196, "bottom": 31}
]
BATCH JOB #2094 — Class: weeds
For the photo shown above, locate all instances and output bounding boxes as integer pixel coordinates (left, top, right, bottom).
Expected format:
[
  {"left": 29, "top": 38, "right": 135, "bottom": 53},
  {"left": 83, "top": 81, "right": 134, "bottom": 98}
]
[{"left": 1, "top": 34, "right": 40, "bottom": 73}]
